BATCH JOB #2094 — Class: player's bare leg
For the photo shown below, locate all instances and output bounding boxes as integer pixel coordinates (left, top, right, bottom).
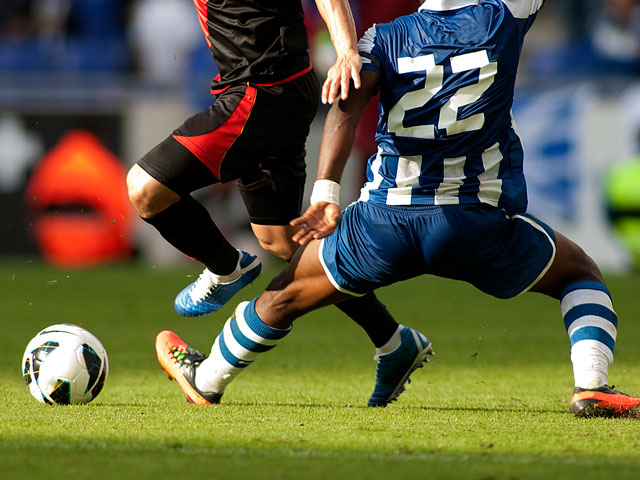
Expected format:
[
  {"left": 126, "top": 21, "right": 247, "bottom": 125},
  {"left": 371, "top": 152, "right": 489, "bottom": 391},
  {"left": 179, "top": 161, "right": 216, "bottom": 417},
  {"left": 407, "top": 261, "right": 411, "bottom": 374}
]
[
  {"left": 251, "top": 224, "right": 400, "bottom": 346},
  {"left": 531, "top": 230, "right": 640, "bottom": 417},
  {"left": 256, "top": 240, "right": 351, "bottom": 328}
]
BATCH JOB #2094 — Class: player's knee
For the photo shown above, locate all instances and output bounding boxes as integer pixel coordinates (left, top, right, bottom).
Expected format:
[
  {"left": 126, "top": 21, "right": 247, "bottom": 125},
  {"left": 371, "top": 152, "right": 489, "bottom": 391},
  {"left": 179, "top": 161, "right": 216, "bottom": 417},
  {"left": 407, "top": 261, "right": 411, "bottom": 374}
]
[
  {"left": 578, "top": 252, "right": 604, "bottom": 283},
  {"left": 257, "top": 237, "right": 298, "bottom": 260},
  {"left": 127, "top": 165, "right": 153, "bottom": 216},
  {"left": 563, "top": 241, "right": 604, "bottom": 284},
  {"left": 127, "top": 164, "right": 177, "bottom": 218},
  {"left": 535, "top": 237, "right": 605, "bottom": 298}
]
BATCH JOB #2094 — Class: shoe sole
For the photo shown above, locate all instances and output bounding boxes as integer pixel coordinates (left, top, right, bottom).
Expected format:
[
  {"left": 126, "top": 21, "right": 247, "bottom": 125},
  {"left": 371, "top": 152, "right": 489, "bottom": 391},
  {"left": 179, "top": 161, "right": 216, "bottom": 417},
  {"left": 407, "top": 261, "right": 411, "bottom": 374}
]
[
  {"left": 571, "top": 392, "right": 640, "bottom": 418},
  {"left": 155, "top": 330, "right": 213, "bottom": 406},
  {"left": 373, "top": 341, "right": 434, "bottom": 407}
]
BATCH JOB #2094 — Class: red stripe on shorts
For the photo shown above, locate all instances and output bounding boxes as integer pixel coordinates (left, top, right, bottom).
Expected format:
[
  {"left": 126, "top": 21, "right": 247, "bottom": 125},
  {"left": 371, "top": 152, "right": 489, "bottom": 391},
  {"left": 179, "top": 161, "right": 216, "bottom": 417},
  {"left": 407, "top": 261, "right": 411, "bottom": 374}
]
[{"left": 172, "top": 85, "right": 257, "bottom": 179}]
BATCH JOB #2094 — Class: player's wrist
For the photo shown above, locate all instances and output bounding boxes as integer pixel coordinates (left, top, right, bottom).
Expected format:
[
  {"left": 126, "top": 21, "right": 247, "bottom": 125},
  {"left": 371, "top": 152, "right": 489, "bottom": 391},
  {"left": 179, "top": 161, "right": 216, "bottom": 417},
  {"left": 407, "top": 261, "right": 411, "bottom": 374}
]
[{"left": 310, "top": 179, "right": 340, "bottom": 205}]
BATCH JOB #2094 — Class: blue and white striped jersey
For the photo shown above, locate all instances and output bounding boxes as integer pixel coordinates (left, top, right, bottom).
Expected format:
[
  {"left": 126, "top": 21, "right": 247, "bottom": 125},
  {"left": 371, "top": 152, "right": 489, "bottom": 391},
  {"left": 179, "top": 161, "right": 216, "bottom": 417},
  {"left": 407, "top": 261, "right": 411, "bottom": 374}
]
[{"left": 357, "top": 0, "right": 544, "bottom": 212}]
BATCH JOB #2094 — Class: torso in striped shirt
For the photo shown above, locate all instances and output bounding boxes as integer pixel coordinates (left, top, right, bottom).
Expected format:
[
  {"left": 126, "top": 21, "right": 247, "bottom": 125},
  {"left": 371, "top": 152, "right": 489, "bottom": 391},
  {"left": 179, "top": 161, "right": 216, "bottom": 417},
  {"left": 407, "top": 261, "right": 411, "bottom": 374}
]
[{"left": 357, "top": 0, "right": 544, "bottom": 213}]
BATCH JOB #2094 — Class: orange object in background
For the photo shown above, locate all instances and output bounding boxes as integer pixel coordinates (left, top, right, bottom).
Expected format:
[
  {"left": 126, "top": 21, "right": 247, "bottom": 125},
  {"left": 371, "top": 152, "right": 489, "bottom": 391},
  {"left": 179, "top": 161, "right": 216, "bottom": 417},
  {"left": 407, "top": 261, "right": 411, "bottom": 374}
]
[{"left": 25, "top": 130, "right": 134, "bottom": 268}]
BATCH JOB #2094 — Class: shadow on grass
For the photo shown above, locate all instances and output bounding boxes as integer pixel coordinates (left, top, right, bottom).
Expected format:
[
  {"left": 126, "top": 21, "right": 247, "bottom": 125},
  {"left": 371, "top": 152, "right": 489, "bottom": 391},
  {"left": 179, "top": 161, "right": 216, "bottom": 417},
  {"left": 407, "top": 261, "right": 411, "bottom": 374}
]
[{"left": 193, "top": 400, "right": 569, "bottom": 415}]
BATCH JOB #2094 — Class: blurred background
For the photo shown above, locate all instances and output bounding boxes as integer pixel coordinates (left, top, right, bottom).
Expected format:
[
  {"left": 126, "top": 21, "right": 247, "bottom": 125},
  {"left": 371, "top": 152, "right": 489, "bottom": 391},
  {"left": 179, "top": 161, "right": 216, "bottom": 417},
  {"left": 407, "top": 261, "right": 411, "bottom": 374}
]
[{"left": 2, "top": 0, "right": 640, "bottom": 273}]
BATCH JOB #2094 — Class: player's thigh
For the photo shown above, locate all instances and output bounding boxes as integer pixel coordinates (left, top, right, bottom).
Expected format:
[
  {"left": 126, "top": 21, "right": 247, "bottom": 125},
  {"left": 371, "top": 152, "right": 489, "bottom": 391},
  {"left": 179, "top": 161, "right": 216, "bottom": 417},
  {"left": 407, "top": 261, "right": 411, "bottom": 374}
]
[
  {"left": 137, "top": 82, "right": 299, "bottom": 192},
  {"left": 136, "top": 109, "right": 221, "bottom": 195},
  {"left": 319, "top": 202, "right": 428, "bottom": 295},
  {"left": 221, "top": 74, "right": 319, "bottom": 181},
  {"left": 239, "top": 155, "right": 306, "bottom": 238},
  {"left": 136, "top": 73, "right": 318, "bottom": 195}
]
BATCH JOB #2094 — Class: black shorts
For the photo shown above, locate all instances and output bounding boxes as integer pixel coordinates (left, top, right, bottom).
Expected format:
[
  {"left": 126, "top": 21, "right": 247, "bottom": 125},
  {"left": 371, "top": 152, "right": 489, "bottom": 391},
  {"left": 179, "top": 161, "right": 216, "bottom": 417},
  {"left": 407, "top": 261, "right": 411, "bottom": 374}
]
[{"left": 137, "top": 71, "right": 320, "bottom": 225}]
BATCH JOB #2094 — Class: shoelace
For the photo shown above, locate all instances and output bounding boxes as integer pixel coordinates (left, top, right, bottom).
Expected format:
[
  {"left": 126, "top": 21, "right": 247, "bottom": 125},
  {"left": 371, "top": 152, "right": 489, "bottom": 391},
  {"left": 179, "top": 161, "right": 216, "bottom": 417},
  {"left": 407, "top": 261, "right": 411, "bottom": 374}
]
[
  {"left": 607, "top": 385, "right": 629, "bottom": 396},
  {"left": 188, "top": 270, "right": 218, "bottom": 302},
  {"left": 170, "top": 346, "right": 205, "bottom": 366},
  {"left": 170, "top": 347, "right": 186, "bottom": 364}
]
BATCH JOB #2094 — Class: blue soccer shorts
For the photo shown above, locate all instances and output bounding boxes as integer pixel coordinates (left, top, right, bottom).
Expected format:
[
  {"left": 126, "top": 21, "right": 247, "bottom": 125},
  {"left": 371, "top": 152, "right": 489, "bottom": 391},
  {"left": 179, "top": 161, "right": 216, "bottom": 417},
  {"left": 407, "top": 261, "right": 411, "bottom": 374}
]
[{"left": 319, "top": 201, "right": 556, "bottom": 299}]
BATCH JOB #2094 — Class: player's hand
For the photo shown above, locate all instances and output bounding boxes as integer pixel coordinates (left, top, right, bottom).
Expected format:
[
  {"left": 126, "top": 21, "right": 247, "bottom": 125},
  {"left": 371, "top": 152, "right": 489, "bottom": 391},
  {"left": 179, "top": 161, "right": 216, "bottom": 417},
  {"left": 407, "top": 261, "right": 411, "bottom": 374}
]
[
  {"left": 290, "top": 202, "right": 342, "bottom": 246},
  {"left": 322, "top": 49, "right": 361, "bottom": 104}
]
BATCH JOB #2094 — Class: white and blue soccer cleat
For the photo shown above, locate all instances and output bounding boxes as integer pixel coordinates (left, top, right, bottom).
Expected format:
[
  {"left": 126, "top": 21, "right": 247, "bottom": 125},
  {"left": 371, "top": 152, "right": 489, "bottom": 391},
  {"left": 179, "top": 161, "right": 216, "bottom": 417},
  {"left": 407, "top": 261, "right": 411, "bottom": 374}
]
[
  {"left": 368, "top": 326, "right": 433, "bottom": 407},
  {"left": 174, "top": 251, "right": 262, "bottom": 317}
]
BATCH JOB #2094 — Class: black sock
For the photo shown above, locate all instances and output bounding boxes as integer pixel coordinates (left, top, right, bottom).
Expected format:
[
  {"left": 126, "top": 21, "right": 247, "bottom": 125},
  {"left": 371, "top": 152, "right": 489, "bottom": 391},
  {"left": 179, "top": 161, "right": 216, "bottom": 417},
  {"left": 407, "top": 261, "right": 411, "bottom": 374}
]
[
  {"left": 142, "top": 196, "right": 239, "bottom": 275},
  {"left": 335, "top": 293, "right": 399, "bottom": 348}
]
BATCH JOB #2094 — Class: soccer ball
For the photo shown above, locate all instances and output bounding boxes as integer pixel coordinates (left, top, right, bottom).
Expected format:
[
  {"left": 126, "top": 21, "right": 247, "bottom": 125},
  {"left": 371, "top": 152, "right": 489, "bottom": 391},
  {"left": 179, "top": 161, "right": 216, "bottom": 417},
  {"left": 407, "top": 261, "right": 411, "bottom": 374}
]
[{"left": 22, "top": 323, "right": 109, "bottom": 405}]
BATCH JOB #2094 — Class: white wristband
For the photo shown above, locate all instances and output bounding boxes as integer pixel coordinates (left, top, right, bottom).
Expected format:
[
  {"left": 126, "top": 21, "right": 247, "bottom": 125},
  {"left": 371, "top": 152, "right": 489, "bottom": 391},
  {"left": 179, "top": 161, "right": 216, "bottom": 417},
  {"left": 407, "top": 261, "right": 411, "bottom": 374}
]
[{"left": 310, "top": 179, "right": 341, "bottom": 205}]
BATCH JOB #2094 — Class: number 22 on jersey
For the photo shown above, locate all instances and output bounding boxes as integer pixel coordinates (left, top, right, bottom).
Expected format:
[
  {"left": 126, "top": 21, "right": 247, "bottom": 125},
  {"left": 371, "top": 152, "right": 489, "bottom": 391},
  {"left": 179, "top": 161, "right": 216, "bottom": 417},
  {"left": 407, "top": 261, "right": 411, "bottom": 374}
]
[{"left": 388, "top": 50, "right": 497, "bottom": 139}]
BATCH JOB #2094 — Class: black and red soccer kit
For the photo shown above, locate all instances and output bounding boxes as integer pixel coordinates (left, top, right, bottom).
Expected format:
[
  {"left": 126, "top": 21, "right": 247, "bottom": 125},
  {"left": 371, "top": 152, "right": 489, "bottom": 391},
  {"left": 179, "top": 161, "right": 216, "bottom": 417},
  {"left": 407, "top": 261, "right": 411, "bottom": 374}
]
[{"left": 138, "top": 0, "right": 320, "bottom": 225}]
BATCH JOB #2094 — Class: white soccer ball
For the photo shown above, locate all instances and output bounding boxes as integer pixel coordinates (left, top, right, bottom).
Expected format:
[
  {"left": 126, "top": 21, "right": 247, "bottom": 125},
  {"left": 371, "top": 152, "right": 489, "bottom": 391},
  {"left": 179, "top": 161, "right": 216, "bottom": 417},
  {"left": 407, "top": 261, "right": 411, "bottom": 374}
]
[{"left": 22, "top": 323, "right": 109, "bottom": 405}]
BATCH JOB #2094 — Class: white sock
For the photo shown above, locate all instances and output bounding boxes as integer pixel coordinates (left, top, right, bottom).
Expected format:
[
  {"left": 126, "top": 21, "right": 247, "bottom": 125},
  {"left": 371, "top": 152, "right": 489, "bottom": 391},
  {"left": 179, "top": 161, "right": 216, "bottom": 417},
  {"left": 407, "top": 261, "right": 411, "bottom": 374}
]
[
  {"left": 571, "top": 342, "right": 611, "bottom": 389},
  {"left": 207, "top": 250, "right": 243, "bottom": 284},
  {"left": 561, "top": 281, "right": 617, "bottom": 389},
  {"left": 375, "top": 324, "right": 404, "bottom": 357},
  {"left": 195, "top": 298, "right": 290, "bottom": 394}
]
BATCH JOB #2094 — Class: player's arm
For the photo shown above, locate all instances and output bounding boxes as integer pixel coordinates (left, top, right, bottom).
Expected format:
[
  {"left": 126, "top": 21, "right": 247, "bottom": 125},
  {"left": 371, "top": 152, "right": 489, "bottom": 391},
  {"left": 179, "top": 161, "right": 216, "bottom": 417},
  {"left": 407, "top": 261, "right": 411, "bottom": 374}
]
[
  {"left": 314, "top": 0, "right": 361, "bottom": 104},
  {"left": 291, "top": 70, "right": 380, "bottom": 246}
]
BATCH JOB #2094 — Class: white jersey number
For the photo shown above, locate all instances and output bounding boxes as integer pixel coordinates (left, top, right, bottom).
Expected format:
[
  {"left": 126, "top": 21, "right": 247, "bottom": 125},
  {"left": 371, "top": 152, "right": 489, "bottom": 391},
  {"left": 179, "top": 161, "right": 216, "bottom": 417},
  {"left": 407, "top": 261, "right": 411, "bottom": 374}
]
[{"left": 388, "top": 50, "right": 497, "bottom": 138}]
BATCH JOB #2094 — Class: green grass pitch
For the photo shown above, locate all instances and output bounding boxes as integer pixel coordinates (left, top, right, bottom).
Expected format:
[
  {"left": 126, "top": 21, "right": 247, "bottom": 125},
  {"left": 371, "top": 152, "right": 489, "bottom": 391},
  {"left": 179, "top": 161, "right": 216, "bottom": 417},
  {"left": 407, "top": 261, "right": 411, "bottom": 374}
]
[{"left": 1, "top": 260, "right": 640, "bottom": 479}]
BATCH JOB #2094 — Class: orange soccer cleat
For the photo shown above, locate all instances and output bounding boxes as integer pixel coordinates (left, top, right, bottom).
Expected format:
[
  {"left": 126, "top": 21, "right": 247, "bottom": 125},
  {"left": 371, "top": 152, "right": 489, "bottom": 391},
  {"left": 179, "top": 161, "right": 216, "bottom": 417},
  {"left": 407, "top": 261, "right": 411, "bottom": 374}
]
[
  {"left": 155, "top": 330, "right": 221, "bottom": 405},
  {"left": 571, "top": 385, "right": 640, "bottom": 417}
]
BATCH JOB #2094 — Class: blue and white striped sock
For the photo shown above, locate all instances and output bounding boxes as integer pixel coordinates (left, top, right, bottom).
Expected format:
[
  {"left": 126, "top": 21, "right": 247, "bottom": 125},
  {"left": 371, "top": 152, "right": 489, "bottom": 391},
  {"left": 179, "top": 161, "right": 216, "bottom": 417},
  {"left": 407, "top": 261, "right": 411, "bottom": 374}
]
[
  {"left": 561, "top": 281, "right": 617, "bottom": 389},
  {"left": 195, "top": 298, "right": 291, "bottom": 394}
]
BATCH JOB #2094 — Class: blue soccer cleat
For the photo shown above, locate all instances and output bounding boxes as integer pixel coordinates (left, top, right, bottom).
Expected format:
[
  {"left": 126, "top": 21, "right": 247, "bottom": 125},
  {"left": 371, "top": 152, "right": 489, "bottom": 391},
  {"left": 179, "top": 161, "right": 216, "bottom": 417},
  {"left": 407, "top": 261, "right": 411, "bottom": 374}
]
[
  {"left": 368, "top": 326, "right": 433, "bottom": 407},
  {"left": 174, "top": 251, "right": 262, "bottom": 317}
]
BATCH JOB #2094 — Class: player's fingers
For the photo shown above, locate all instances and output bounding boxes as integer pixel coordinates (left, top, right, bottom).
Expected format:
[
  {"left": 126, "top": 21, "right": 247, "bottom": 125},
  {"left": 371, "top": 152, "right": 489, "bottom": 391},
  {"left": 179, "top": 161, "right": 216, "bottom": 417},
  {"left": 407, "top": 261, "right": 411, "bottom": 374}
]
[
  {"left": 290, "top": 217, "right": 310, "bottom": 238},
  {"left": 294, "top": 228, "right": 318, "bottom": 246},
  {"left": 290, "top": 216, "right": 306, "bottom": 227},
  {"left": 311, "top": 225, "right": 335, "bottom": 240},
  {"left": 327, "top": 73, "right": 341, "bottom": 105},
  {"left": 351, "top": 66, "right": 361, "bottom": 90},
  {"left": 321, "top": 77, "right": 331, "bottom": 104},
  {"left": 292, "top": 228, "right": 311, "bottom": 245},
  {"left": 340, "top": 72, "right": 350, "bottom": 100}
]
